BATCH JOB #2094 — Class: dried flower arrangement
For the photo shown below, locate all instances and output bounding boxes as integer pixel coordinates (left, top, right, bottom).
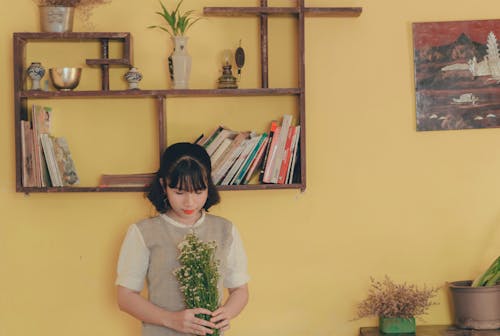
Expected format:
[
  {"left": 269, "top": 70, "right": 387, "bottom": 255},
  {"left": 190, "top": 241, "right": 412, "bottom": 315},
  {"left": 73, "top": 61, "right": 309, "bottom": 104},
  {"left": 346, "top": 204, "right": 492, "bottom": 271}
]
[
  {"left": 355, "top": 276, "right": 440, "bottom": 319},
  {"left": 174, "top": 231, "right": 220, "bottom": 336},
  {"left": 33, "top": 0, "right": 111, "bottom": 26}
]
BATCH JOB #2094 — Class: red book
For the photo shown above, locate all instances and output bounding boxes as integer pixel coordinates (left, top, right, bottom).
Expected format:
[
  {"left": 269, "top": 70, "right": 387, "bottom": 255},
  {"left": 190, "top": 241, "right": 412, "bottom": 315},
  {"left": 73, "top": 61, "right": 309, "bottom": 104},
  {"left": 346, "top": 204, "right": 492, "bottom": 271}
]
[{"left": 277, "top": 126, "right": 296, "bottom": 184}]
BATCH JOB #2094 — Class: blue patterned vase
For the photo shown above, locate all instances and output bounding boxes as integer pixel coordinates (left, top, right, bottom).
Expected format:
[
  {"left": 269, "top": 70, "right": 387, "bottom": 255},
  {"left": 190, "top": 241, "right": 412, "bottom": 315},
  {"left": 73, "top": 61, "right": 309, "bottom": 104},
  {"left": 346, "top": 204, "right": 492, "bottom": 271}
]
[
  {"left": 27, "top": 62, "right": 45, "bottom": 90},
  {"left": 124, "top": 67, "right": 143, "bottom": 90}
]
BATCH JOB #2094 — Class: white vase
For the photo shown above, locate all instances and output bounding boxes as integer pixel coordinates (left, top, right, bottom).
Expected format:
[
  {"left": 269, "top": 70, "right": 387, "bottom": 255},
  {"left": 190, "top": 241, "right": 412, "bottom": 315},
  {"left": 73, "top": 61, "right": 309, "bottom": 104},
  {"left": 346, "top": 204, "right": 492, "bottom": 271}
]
[{"left": 170, "top": 36, "right": 191, "bottom": 89}]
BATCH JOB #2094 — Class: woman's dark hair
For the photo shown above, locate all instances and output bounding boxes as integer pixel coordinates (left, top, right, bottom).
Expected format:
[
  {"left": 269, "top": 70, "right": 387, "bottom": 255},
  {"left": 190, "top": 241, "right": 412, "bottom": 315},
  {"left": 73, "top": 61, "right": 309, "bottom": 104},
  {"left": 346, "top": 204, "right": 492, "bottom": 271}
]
[{"left": 147, "top": 142, "right": 220, "bottom": 213}]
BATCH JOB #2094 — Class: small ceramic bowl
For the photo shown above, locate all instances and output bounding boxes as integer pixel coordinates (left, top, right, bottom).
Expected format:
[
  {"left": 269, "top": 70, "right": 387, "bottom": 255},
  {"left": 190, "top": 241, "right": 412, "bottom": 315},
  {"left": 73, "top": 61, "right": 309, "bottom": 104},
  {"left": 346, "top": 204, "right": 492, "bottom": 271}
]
[{"left": 49, "top": 67, "right": 82, "bottom": 91}]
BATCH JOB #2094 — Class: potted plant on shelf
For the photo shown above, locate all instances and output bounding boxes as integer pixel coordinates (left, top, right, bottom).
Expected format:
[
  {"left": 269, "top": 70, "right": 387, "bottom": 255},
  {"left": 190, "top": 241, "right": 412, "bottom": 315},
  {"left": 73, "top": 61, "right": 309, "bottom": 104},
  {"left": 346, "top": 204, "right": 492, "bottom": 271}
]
[
  {"left": 448, "top": 256, "right": 500, "bottom": 330},
  {"left": 33, "top": 0, "right": 111, "bottom": 32},
  {"left": 355, "top": 276, "right": 440, "bottom": 334},
  {"left": 149, "top": 0, "right": 202, "bottom": 89}
]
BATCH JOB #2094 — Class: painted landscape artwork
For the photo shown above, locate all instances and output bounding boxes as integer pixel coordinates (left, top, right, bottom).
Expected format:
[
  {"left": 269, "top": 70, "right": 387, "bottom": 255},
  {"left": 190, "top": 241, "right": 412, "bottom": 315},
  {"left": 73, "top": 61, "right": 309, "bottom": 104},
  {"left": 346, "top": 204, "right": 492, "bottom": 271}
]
[{"left": 413, "top": 19, "right": 500, "bottom": 131}]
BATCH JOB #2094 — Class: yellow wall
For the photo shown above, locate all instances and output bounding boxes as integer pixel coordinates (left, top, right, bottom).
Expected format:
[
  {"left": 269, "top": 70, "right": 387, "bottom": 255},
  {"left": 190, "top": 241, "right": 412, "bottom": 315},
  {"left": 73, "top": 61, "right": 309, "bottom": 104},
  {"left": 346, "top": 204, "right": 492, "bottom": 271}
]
[{"left": 1, "top": 1, "right": 500, "bottom": 336}]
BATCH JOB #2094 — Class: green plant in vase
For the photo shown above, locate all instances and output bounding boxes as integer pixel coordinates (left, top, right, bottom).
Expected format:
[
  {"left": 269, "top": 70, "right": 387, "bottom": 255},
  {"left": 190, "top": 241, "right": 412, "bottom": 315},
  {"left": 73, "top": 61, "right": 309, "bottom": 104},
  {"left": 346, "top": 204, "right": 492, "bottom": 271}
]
[
  {"left": 148, "top": 0, "right": 201, "bottom": 37},
  {"left": 148, "top": 0, "right": 202, "bottom": 89},
  {"left": 355, "top": 276, "right": 440, "bottom": 334}
]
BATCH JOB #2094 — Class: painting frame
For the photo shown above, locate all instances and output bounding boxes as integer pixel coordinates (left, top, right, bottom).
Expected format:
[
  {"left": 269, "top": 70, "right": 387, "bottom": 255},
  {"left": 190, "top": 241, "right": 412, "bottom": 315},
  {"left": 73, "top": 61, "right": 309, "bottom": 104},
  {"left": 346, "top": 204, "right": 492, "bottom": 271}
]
[{"left": 413, "top": 19, "right": 500, "bottom": 131}]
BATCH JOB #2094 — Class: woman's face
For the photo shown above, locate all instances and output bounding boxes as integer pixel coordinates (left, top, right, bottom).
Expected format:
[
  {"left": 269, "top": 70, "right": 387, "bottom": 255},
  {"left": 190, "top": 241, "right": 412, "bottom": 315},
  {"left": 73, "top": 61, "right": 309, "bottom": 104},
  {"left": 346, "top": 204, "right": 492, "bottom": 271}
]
[{"left": 165, "top": 185, "right": 208, "bottom": 225}]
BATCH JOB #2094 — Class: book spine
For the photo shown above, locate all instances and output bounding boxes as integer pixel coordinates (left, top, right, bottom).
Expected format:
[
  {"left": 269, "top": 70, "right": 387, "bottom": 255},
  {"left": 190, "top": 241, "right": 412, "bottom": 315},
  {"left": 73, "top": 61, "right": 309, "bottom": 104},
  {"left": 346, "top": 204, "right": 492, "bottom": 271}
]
[
  {"left": 277, "top": 126, "right": 296, "bottom": 184},
  {"left": 202, "top": 126, "right": 223, "bottom": 150},
  {"left": 232, "top": 133, "right": 267, "bottom": 185},
  {"left": 40, "top": 134, "right": 58, "bottom": 187},
  {"left": 243, "top": 136, "right": 269, "bottom": 185},
  {"left": 262, "top": 126, "right": 281, "bottom": 183},
  {"left": 213, "top": 141, "right": 246, "bottom": 185},
  {"left": 222, "top": 138, "right": 257, "bottom": 185},
  {"left": 286, "top": 126, "right": 300, "bottom": 184},
  {"left": 258, "top": 120, "right": 277, "bottom": 182},
  {"left": 269, "top": 114, "right": 292, "bottom": 183}
]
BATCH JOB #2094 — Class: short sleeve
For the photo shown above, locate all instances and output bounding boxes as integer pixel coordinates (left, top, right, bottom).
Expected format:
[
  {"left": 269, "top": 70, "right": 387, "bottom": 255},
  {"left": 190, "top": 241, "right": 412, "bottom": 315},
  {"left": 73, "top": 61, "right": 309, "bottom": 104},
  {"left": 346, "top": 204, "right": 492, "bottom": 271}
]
[
  {"left": 115, "top": 224, "right": 150, "bottom": 292},
  {"left": 223, "top": 225, "right": 250, "bottom": 288}
]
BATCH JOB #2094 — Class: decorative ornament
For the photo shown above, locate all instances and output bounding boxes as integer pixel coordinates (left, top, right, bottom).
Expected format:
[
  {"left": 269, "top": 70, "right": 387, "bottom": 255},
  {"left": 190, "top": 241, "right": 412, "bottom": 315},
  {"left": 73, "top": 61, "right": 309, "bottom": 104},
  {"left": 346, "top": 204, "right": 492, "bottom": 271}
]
[
  {"left": 27, "top": 62, "right": 46, "bottom": 90},
  {"left": 217, "top": 49, "right": 238, "bottom": 89},
  {"left": 235, "top": 40, "right": 245, "bottom": 80},
  {"left": 124, "top": 67, "right": 143, "bottom": 90}
]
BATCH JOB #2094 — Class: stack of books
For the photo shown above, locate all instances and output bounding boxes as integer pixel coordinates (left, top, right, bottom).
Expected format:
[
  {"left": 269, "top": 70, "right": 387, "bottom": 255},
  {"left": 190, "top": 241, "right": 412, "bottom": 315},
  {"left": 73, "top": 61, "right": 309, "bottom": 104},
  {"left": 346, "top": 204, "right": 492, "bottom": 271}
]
[
  {"left": 20, "top": 105, "right": 79, "bottom": 188},
  {"left": 197, "top": 114, "right": 300, "bottom": 185}
]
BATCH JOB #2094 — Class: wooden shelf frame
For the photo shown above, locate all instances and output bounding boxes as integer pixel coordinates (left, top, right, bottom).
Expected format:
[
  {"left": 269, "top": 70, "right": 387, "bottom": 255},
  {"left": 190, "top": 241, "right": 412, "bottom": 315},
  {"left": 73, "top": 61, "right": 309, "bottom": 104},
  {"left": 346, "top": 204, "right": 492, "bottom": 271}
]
[
  {"left": 13, "top": 2, "right": 362, "bottom": 194},
  {"left": 204, "top": 1, "right": 362, "bottom": 192}
]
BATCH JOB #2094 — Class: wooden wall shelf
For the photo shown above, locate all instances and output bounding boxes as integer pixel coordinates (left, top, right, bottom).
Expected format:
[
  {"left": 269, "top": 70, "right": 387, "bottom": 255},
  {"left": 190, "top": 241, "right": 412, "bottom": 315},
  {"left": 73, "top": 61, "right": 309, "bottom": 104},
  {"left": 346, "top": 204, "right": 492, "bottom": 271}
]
[{"left": 13, "top": 2, "right": 362, "bottom": 194}]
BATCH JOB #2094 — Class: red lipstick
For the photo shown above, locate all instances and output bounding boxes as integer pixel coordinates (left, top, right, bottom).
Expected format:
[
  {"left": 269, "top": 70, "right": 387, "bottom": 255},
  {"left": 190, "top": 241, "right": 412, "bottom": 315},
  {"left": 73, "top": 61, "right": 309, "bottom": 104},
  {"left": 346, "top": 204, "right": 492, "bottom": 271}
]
[{"left": 183, "top": 209, "right": 195, "bottom": 215}]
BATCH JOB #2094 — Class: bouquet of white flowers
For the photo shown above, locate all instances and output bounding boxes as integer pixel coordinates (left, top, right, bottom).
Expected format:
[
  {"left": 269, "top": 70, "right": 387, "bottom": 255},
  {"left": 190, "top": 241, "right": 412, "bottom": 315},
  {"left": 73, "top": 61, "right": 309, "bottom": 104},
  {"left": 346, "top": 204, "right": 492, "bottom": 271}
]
[{"left": 174, "top": 231, "right": 220, "bottom": 335}]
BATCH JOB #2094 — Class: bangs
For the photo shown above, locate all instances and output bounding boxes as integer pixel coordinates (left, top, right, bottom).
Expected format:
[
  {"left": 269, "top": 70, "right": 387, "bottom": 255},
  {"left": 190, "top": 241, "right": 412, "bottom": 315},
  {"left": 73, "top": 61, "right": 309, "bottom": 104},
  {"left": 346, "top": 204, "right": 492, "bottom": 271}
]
[{"left": 167, "top": 157, "right": 208, "bottom": 192}]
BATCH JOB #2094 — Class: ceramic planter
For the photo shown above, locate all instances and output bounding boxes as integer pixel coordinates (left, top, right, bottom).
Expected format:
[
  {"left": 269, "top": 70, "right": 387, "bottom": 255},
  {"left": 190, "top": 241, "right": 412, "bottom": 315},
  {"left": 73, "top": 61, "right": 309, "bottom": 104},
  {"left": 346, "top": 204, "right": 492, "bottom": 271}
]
[
  {"left": 169, "top": 36, "right": 191, "bottom": 89},
  {"left": 379, "top": 317, "right": 416, "bottom": 334},
  {"left": 39, "top": 6, "right": 75, "bottom": 33},
  {"left": 449, "top": 280, "right": 500, "bottom": 330}
]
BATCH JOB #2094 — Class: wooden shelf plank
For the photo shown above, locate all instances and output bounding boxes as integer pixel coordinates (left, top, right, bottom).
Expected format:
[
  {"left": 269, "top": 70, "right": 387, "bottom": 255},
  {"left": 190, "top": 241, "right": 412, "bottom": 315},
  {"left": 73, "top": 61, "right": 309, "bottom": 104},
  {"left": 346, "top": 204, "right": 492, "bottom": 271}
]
[
  {"left": 18, "top": 183, "right": 304, "bottom": 193},
  {"left": 86, "top": 58, "right": 131, "bottom": 66},
  {"left": 19, "top": 88, "right": 301, "bottom": 98},
  {"left": 13, "top": 32, "right": 131, "bottom": 40},
  {"left": 204, "top": 6, "right": 362, "bottom": 17}
]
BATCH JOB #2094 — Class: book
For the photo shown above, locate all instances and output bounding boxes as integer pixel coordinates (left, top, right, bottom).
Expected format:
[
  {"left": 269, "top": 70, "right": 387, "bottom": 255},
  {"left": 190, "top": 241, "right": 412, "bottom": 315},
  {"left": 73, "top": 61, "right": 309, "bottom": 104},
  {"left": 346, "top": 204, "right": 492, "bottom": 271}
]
[
  {"left": 201, "top": 125, "right": 224, "bottom": 149},
  {"left": 32, "top": 105, "right": 52, "bottom": 187},
  {"left": 52, "top": 137, "right": 79, "bottom": 186},
  {"left": 221, "top": 135, "right": 260, "bottom": 185},
  {"left": 262, "top": 126, "right": 281, "bottom": 183},
  {"left": 287, "top": 132, "right": 301, "bottom": 184},
  {"left": 211, "top": 131, "right": 250, "bottom": 183},
  {"left": 258, "top": 120, "right": 278, "bottom": 182},
  {"left": 210, "top": 137, "right": 233, "bottom": 168},
  {"left": 277, "top": 126, "right": 297, "bottom": 184},
  {"left": 231, "top": 133, "right": 268, "bottom": 185},
  {"left": 99, "top": 173, "right": 155, "bottom": 187},
  {"left": 21, "top": 120, "right": 36, "bottom": 187},
  {"left": 242, "top": 136, "right": 269, "bottom": 185},
  {"left": 40, "top": 133, "right": 62, "bottom": 187},
  {"left": 269, "top": 114, "right": 293, "bottom": 183},
  {"left": 205, "top": 128, "right": 237, "bottom": 157},
  {"left": 286, "top": 126, "right": 301, "bottom": 184},
  {"left": 193, "top": 134, "right": 205, "bottom": 145}
]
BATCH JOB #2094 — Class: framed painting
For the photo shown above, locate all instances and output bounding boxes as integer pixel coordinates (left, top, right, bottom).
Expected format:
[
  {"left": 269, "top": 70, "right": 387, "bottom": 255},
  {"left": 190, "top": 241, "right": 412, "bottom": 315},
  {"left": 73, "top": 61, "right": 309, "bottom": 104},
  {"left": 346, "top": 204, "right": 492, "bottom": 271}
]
[{"left": 413, "top": 19, "right": 500, "bottom": 131}]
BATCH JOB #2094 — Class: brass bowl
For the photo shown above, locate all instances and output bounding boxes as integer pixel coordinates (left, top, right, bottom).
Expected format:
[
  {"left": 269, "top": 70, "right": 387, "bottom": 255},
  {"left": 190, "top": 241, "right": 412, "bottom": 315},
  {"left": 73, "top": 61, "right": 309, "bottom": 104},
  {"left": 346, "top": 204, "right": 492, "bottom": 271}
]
[{"left": 49, "top": 67, "right": 82, "bottom": 91}]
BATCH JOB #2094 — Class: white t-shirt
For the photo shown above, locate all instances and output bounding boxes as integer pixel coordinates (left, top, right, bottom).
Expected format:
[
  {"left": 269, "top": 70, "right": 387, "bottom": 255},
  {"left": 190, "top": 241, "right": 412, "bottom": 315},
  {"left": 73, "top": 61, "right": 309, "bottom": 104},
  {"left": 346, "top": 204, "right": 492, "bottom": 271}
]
[{"left": 116, "top": 211, "right": 249, "bottom": 292}]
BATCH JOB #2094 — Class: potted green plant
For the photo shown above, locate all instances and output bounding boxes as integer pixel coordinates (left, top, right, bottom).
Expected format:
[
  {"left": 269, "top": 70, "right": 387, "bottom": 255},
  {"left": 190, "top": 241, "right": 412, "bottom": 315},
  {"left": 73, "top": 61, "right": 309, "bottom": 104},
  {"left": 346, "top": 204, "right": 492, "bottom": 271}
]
[
  {"left": 33, "top": 0, "right": 111, "bottom": 32},
  {"left": 355, "top": 276, "right": 440, "bottom": 334},
  {"left": 148, "top": 0, "right": 201, "bottom": 37},
  {"left": 149, "top": 0, "right": 202, "bottom": 89},
  {"left": 448, "top": 256, "right": 500, "bottom": 330}
]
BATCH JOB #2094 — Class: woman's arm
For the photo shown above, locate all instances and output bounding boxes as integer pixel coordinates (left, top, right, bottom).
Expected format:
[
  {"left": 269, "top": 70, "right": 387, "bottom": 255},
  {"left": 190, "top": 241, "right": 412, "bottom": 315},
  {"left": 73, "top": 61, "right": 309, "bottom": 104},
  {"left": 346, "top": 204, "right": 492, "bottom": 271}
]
[
  {"left": 117, "top": 285, "right": 216, "bottom": 335},
  {"left": 210, "top": 284, "right": 249, "bottom": 331}
]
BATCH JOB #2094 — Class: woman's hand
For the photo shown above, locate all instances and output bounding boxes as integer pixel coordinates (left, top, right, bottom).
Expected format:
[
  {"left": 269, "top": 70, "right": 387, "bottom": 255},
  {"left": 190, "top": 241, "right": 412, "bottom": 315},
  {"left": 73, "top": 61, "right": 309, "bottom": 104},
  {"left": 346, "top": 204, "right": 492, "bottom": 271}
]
[
  {"left": 210, "top": 284, "right": 249, "bottom": 332},
  {"left": 210, "top": 307, "right": 231, "bottom": 332},
  {"left": 167, "top": 308, "right": 216, "bottom": 335}
]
